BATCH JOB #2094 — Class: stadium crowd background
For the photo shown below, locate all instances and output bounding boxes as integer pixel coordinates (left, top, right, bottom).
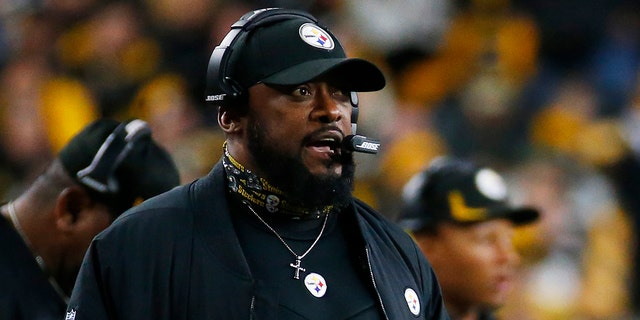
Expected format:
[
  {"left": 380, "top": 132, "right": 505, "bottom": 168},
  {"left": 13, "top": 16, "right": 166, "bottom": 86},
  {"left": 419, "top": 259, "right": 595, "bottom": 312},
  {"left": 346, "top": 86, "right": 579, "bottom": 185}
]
[{"left": 0, "top": 0, "right": 639, "bottom": 318}]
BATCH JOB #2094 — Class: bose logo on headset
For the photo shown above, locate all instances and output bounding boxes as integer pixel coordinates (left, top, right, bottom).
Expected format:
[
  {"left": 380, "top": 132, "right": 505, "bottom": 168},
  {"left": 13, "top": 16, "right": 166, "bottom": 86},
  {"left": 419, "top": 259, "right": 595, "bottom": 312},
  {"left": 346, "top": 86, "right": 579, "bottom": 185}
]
[
  {"left": 76, "top": 119, "right": 151, "bottom": 194},
  {"left": 204, "top": 8, "right": 381, "bottom": 154},
  {"left": 206, "top": 94, "right": 226, "bottom": 102}
]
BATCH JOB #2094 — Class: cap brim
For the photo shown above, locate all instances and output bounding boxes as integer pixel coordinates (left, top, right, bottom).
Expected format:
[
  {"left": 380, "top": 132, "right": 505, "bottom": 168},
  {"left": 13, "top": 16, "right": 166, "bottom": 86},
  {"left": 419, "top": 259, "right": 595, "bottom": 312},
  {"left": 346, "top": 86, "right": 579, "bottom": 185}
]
[
  {"left": 261, "top": 58, "right": 385, "bottom": 92},
  {"left": 489, "top": 206, "right": 540, "bottom": 226}
]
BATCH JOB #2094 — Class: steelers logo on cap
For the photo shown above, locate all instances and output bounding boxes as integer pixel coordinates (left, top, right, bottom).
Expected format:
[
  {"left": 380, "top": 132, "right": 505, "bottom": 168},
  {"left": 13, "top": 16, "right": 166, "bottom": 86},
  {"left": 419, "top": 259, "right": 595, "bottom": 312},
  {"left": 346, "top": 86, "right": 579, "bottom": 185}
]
[
  {"left": 475, "top": 168, "right": 507, "bottom": 201},
  {"left": 299, "top": 23, "right": 334, "bottom": 50}
]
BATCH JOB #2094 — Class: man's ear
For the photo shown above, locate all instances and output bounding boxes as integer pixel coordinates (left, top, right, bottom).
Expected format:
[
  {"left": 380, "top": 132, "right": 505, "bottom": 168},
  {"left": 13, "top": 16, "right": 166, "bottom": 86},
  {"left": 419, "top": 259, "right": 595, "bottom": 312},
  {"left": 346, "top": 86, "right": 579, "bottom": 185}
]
[
  {"left": 218, "top": 106, "right": 244, "bottom": 133},
  {"left": 54, "top": 186, "right": 91, "bottom": 231}
]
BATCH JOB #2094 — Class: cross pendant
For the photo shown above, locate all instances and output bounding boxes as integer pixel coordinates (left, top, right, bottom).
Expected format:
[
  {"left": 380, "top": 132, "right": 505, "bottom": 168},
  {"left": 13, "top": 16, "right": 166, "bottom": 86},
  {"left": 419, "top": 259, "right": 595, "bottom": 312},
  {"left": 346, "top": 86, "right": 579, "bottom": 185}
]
[{"left": 289, "top": 257, "right": 306, "bottom": 279}]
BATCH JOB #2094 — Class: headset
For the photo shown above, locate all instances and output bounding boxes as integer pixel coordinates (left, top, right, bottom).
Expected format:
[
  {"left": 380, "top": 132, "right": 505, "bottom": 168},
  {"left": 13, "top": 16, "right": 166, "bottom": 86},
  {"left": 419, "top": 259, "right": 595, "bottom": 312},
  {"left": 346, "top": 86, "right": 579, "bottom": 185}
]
[
  {"left": 76, "top": 119, "right": 151, "bottom": 194},
  {"left": 205, "top": 8, "right": 317, "bottom": 106},
  {"left": 205, "top": 8, "right": 381, "bottom": 154},
  {"left": 343, "top": 92, "right": 381, "bottom": 154}
]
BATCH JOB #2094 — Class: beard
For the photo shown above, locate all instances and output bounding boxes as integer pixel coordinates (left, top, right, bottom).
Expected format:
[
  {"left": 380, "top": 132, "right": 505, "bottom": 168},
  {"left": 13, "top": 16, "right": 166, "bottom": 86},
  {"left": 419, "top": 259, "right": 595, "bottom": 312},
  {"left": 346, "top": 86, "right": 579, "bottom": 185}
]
[{"left": 246, "top": 118, "right": 355, "bottom": 213}]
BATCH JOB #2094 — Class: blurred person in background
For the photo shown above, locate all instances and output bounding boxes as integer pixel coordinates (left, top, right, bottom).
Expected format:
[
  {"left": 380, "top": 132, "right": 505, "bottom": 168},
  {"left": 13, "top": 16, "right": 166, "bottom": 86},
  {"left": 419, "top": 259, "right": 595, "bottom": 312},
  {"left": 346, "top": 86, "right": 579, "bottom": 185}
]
[
  {"left": 504, "top": 74, "right": 635, "bottom": 319},
  {"left": 397, "top": 157, "right": 539, "bottom": 320},
  {"left": 571, "top": 75, "right": 640, "bottom": 317},
  {"left": 127, "top": 73, "right": 224, "bottom": 183},
  {"left": 499, "top": 152, "right": 632, "bottom": 320},
  {"left": 0, "top": 118, "right": 180, "bottom": 319},
  {"left": 0, "top": 58, "right": 53, "bottom": 196}
]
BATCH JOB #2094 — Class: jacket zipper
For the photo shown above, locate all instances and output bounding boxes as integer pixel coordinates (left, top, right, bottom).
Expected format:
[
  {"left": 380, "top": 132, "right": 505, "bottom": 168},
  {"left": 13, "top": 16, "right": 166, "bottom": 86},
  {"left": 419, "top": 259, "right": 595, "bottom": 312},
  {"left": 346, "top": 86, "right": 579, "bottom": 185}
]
[
  {"left": 365, "top": 247, "right": 390, "bottom": 320},
  {"left": 249, "top": 295, "right": 256, "bottom": 320}
]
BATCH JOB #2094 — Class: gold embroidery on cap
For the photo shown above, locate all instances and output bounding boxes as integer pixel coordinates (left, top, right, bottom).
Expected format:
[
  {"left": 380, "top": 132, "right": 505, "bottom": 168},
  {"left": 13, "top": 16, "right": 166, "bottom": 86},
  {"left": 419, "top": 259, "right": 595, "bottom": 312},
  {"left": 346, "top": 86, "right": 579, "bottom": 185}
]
[{"left": 448, "top": 190, "right": 487, "bottom": 222}]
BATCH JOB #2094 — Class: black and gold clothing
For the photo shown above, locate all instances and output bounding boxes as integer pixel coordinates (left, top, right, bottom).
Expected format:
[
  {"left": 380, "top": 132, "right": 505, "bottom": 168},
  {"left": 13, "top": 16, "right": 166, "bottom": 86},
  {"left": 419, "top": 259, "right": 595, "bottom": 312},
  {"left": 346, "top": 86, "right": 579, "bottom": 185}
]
[{"left": 67, "top": 162, "right": 449, "bottom": 319}]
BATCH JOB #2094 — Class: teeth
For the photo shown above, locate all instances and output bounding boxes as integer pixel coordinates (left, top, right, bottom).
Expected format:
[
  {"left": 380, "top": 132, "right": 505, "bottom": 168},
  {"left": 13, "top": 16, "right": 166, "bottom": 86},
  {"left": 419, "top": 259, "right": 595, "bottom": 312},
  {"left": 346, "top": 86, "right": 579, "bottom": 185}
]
[
  {"left": 309, "top": 133, "right": 342, "bottom": 152},
  {"left": 320, "top": 138, "right": 338, "bottom": 147}
]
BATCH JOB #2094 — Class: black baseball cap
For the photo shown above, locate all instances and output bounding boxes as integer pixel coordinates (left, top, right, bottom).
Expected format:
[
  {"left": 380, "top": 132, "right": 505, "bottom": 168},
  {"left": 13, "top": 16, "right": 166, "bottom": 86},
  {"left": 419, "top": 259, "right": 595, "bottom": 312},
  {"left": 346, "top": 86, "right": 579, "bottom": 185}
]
[
  {"left": 58, "top": 118, "right": 180, "bottom": 215},
  {"left": 397, "top": 157, "right": 539, "bottom": 232},
  {"left": 230, "top": 15, "right": 386, "bottom": 92}
]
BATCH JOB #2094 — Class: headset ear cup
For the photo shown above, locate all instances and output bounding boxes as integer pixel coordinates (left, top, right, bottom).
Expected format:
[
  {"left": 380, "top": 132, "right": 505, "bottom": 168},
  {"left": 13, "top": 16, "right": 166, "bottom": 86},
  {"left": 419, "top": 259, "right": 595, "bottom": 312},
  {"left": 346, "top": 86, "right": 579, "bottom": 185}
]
[{"left": 204, "top": 8, "right": 318, "bottom": 107}]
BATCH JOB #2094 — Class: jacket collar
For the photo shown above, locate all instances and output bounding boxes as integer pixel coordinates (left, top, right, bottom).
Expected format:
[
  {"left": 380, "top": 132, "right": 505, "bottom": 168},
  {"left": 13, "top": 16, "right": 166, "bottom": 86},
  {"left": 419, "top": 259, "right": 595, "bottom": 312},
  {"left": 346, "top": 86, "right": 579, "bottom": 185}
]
[{"left": 191, "top": 161, "right": 253, "bottom": 278}]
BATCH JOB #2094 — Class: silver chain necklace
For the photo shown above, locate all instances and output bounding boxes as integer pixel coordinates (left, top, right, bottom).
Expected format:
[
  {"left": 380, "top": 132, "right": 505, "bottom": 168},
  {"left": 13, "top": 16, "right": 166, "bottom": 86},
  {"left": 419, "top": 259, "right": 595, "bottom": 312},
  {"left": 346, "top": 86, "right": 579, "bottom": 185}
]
[
  {"left": 7, "top": 201, "right": 70, "bottom": 304},
  {"left": 243, "top": 200, "right": 328, "bottom": 280}
]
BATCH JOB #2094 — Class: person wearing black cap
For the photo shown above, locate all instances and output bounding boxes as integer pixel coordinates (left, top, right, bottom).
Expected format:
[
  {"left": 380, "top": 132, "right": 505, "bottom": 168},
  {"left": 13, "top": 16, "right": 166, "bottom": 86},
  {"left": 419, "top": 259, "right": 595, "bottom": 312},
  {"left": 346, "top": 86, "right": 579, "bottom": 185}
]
[
  {"left": 0, "top": 118, "right": 179, "bottom": 320},
  {"left": 66, "top": 7, "right": 449, "bottom": 320},
  {"left": 397, "top": 157, "right": 540, "bottom": 320}
]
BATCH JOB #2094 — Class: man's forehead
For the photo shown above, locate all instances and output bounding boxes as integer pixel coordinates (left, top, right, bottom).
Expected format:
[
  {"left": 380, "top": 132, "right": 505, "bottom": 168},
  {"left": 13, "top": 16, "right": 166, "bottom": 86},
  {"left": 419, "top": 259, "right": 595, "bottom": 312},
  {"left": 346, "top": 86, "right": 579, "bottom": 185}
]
[{"left": 439, "top": 219, "right": 515, "bottom": 235}]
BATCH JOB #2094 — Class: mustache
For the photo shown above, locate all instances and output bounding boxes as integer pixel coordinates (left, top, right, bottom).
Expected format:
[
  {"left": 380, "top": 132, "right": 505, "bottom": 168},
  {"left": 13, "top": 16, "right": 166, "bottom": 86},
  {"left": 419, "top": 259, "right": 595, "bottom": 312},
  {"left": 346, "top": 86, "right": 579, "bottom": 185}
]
[{"left": 301, "top": 125, "right": 345, "bottom": 143}]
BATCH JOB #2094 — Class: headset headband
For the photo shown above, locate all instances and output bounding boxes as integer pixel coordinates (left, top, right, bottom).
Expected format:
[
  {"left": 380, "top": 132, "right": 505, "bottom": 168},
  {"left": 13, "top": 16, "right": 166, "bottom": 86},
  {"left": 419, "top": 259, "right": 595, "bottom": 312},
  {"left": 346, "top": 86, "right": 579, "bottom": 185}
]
[
  {"left": 205, "top": 8, "right": 318, "bottom": 106},
  {"left": 76, "top": 119, "right": 151, "bottom": 194}
]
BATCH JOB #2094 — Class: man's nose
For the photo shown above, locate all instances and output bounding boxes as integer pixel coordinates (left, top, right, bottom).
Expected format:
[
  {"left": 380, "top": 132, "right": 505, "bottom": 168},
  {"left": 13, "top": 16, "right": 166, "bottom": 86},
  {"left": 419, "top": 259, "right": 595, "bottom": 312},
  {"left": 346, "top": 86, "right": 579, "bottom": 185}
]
[{"left": 312, "top": 90, "right": 344, "bottom": 124}]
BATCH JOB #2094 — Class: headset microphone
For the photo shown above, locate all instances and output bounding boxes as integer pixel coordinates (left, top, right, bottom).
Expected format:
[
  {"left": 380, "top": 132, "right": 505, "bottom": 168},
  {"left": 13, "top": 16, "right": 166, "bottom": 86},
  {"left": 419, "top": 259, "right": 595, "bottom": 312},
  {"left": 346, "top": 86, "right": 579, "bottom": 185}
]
[
  {"left": 342, "top": 92, "right": 381, "bottom": 154},
  {"left": 343, "top": 135, "right": 381, "bottom": 154}
]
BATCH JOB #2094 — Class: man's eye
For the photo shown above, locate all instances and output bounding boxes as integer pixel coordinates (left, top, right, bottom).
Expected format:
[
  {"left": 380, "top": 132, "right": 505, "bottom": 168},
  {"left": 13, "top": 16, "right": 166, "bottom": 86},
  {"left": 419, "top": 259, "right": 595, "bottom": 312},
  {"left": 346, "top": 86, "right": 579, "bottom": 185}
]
[
  {"left": 292, "top": 87, "right": 311, "bottom": 96},
  {"left": 333, "top": 89, "right": 349, "bottom": 99}
]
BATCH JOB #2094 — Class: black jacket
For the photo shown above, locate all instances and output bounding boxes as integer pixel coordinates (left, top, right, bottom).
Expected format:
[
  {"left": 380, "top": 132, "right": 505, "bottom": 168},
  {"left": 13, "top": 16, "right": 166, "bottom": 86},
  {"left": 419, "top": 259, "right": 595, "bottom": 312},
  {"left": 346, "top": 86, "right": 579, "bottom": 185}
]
[
  {"left": 0, "top": 216, "right": 66, "bottom": 320},
  {"left": 67, "top": 162, "right": 449, "bottom": 319}
]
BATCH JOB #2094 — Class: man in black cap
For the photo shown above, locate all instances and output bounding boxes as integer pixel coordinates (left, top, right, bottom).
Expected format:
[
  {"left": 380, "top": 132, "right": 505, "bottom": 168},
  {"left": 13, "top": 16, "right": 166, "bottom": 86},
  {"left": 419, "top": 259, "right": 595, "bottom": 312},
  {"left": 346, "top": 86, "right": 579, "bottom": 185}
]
[
  {"left": 397, "top": 157, "right": 540, "bottom": 320},
  {"left": 0, "top": 118, "right": 180, "bottom": 320},
  {"left": 66, "top": 7, "right": 449, "bottom": 320}
]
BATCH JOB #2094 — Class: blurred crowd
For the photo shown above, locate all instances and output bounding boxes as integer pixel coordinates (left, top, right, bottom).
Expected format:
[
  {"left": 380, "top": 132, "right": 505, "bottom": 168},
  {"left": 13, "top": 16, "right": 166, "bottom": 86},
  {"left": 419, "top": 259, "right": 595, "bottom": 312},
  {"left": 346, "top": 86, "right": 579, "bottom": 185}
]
[{"left": 1, "top": 0, "right": 639, "bottom": 319}]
